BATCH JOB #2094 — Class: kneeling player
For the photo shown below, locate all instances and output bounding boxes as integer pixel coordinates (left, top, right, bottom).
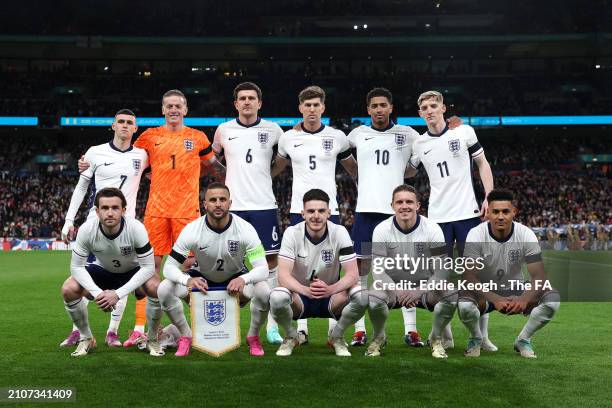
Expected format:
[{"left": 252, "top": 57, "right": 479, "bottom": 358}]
[
  {"left": 60, "top": 188, "right": 162, "bottom": 357},
  {"left": 367, "top": 185, "right": 456, "bottom": 358},
  {"left": 458, "top": 189, "right": 560, "bottom": 358},
  {"left": 270, "top": 189, "right": 368, "bottom": 357},
  {"left": 157, "top": 183, "right": 271, "bottom": 357}
]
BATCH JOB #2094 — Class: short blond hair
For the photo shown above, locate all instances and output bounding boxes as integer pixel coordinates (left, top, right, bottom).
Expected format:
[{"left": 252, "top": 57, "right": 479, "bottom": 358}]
[{"left": 417, "top": 90, "right": 443, "bottom": 107}]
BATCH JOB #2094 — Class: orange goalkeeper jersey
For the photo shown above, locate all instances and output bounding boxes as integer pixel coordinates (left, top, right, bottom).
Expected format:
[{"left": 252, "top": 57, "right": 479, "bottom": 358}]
[{"left": 134, "top": 126, "right": 214, "bottom": 218}]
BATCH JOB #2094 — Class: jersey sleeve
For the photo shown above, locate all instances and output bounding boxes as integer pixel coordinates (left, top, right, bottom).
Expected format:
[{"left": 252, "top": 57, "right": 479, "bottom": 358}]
[
  {"left": 371, "top": 223, "right": 388, "bottom": 258},
  {"left": 523, "top": 227, "right": 543, "bottom": 264},
  {"left": 81, "top": 147, "right": 96, "bottom": 179},
  {"left": 463, "top": 227, "right": 483, "bottom": 260},
  {"left": 428, "top": 223, "right": 448, "bottom": 257},
  {"left": 132, "top": 220, "right": 153, "bottom": 257},
  {"left": 337, "top": 132, "right": 352, "bottom": 161},
  {"left": 337, "top": 226, "right": 356, "bottom": 263},
  {"left": 277, "top": 132, "right": 289, "bottom": 159},
  {"left": 133, "top": 129, "right": 150, "bottom": 151},
  {"left": 197, "top": 130, "right": 214, "bottom": 161},
  {"left": 71, "top": 223, "right": 91, "bottom": 259},
  {"left": 168, "top": 222, "right": 197, "bottom": 264},
  {"left": 278, "top": 227, "right": 296, "bottom": 261},
  {"left": 409, "top": 146, "right": 421, "bottom": 169},
  {"left": 244, "top": 223, "right": 265, "bottom": 265},
  {"left": 271, "top": 123, "right": 283, "bottom": 146},
  {"left": 212, "top": 126, "right": 224, "bottom": 155},
  {"left": 464, "top": 125, "right": 484, "bottom": 158},
  {"left": 347, "top": 128, "right": 357, "bottom": 148}
]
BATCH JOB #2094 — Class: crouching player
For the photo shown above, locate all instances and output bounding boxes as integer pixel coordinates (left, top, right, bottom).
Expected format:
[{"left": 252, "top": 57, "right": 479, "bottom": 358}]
[
  {"left": 60, "top": 188, "right": 162, "bottom": 357},
  {"left": 367, "top": 185, "right": 457, "bottom": 358},
  {"left": 157, "top": 183, "right": 271, "bottom": 357},
  {"left": 458, "top": 189, "right": 560, "bottom": 358},
  {"left": 270, "top": 189, "right": 368, "bottom": 357}
]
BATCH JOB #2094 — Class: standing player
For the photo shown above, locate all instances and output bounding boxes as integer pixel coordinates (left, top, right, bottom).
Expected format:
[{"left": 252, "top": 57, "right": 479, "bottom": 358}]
[
  {"left": 157, "top": 183, "right": 271, "bottom": 357},
  {"left": 272, "top": 85, "right": 356, "bottom": 342},
  {"left": 131, "top": 90, "right": 223, "bottom": 347},
  {"left": 59, "top": 109, "right": 149, "bottom": 348},
  {"left": 367, "top": 185, "right": 457, "bottom": 358},
  {"left": 270, "top": 189, "right": 368, "bottom": 356},
  {"left": 408, "top": 90, "right": 496, "bottom": 351},
  {"left": 212, "top": 82, "right": 284, "bottom": 345},
  {"left": 458, "top": 189, "right": 560, "bottom": 358},
  {"left": 347, "top": 87, "right": 423, "bottom": 347},
  {"left": 60, "top": 188, "right": 161, "bottom": 357}
]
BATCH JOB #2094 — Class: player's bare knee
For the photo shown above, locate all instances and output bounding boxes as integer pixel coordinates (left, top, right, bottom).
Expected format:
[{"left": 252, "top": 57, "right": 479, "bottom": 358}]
[{"left": 61, "top": 278, "right": 82, "bottom": 300}]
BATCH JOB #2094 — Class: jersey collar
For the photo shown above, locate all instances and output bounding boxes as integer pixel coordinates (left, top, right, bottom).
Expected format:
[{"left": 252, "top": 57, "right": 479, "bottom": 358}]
[
  {"left": 236, "top": 117, "right": 261, "bottom": 128},
  {"left": 393, "top": 214, "right": 420, "bottom": 235},
  {"left": 370, "top": 121, "right": 395, "bottom": 132},
  {"left": 305, "top": 223, "right": 329, "bottom": 245},
  {"left": 487, "top": 222, "right": 515, "bottom": 243},
  {"left": 426, "top": 123, "right": 449, "bottom": 138},
  {"left": 99, "top": 217, "right": 125, "bottom": 240},
  {"left": 109, "top": 141, "right": 133, "bottom": 153},
  {"left": 300, "top": 123, "right": 325, "bottom": 134},
  {"left": 206, "top": 214, "right": 233, "bottom": 234}
]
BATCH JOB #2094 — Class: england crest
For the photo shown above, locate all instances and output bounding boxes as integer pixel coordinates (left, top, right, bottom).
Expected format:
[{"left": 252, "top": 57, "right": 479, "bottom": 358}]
[
  {"left": 414, "top": 242, "right": 425, "bottom": 256},
  {"left": 448, "top": 139, "right": 461, "bottom": 156},
  {"left": 120, "top": 246, "right": 132, "bottom": 256},
  {"left": 322, "top": 138, "right": 334, "bottom": 153},
  {"left": 321, "top": 249, "right": 334, "bottom": 265},
  {"left": 227, "top": 240, "right": 239, "bottom": 256},
  {"left": 184, "top": 139, "right": 194, "bottom": 151},
  {"left": 204, "top": 299, "right": 226, "bottom": 326},
  {"left": 257, "top": 132, "right": 269, "bottom": 145},
  {"left": 395, "top": 133, "right": 406, "bottom": 146},
  {"left": 507, "top": 249, "right": 521, "bottom": 264},
  {"left": 132, "top": 159, "right": 142, "bottom": 174}
]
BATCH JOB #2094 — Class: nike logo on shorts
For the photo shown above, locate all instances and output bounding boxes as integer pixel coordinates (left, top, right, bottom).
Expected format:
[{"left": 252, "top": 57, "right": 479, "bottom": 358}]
[
  {"left": 294, "top": 144, "right": 304, "bottom": 148},
  {"left": 103, "top": 162, "right": 114, "bottom": 166},
  {"left": 271, "top": 243, "right": 280, "bottom": 248}
]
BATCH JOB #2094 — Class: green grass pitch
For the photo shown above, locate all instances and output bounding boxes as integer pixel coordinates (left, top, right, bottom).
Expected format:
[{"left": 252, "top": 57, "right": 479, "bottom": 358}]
[{"left": 0, "top": 251, "right": 611, "bottom": 408}]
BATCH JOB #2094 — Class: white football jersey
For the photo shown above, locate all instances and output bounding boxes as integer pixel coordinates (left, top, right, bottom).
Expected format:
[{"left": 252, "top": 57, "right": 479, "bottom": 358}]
[
  {"left": 278, "top": 221, "right": 356, "bottom": 286},
  {"left": 278, "top": 125, "right": 351, "bottom": 215},
  {"left": 74, "top": 142, "right": 148, "bottom": 220},
  {"left": 409, "top": 124, "right": 483, "bottom": 223},
  {"left": 464, "top": 221, "right": 542, "bottom": 285},
  {"left": 348, "top": 124, "right": 419, "bottom": 213},
  {"left": 213, "top": 118, "right": 283, "bottom": 210},
  {"left": 372, "top": 215, "right": 447, "bottom": 282},
  {"left": 169, "top": 214, "right": 264, "bottom": 283},
  {"left": 72, "top": 216, "right": 153, "bottom": 274}
]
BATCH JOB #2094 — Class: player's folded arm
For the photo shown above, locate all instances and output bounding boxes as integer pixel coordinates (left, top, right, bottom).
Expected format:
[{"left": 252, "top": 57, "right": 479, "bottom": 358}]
[
  {"left": 114, "top": 243, "right": 155, "bottom": 299},
  {"left": 240, "top": 244, "right": 268, "bottom": 284},
  {"left": 70, "top": 251, "right": 103, "bottom": 298},
  {"left": 165, "top": 250, "right": 191, "bottom": 286}
]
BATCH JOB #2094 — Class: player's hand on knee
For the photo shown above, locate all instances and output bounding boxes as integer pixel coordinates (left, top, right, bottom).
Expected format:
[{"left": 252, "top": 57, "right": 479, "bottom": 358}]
[
  {"left": 95, "top": 290, "right": 119, "bottom": 311},
  {"left": 188, "top": 277, "right": 208, "bottom": 293},
  {"left": 400, "top": 290, "right": 422, "bottom": 308},
  {"left": 226, "top": 277, "right": 246, "bottom": 295},
  {"left": 77, "top": 155, "right": 90, "bottom": 173}
]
